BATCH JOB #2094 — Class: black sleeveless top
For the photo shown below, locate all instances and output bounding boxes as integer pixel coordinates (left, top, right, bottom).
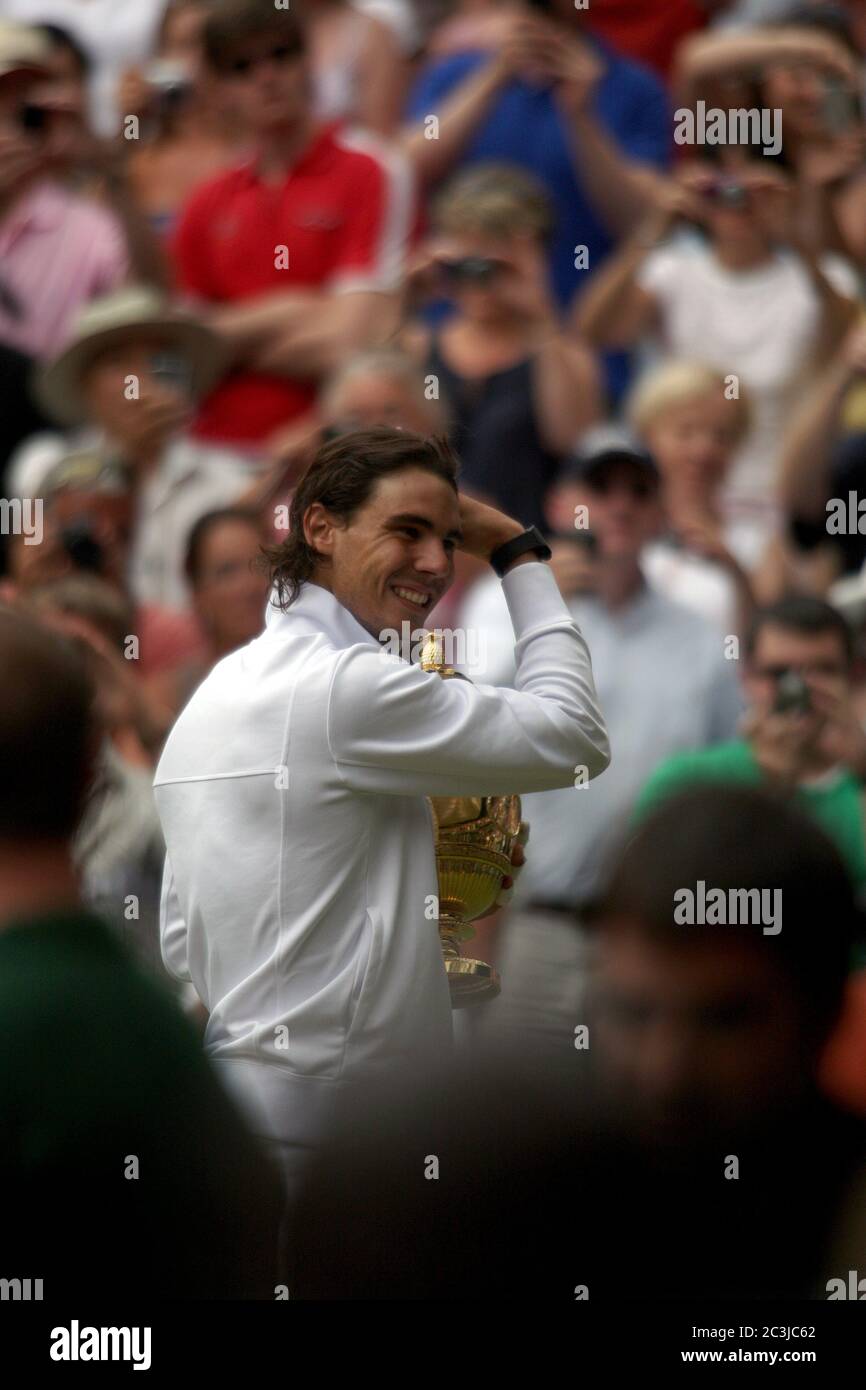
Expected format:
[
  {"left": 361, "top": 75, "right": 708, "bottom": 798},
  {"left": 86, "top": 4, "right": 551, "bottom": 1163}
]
[{"left": 426, "top": 332, "right": 561, "bottom": 532}]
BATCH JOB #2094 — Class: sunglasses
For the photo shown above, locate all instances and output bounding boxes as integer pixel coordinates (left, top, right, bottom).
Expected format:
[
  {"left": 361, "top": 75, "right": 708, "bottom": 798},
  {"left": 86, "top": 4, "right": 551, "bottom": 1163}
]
[
  {"left": 437, "top": 257, "right": 509, "bottom": 286},
  {"left": 225, "top": 41, "right": 304, "bottom": 77},
  {"left": 754, "top": 662, "right": 845, "bottom": 681},
  {"left": 149, "top": 352, "right": 192, "bottom": 396}
]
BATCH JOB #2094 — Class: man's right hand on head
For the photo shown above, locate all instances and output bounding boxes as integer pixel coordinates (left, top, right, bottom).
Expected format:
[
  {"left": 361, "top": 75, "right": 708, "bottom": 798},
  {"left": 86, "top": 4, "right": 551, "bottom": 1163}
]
[{"left": 457, "top": 492, "right": 525, "bottom": 565}]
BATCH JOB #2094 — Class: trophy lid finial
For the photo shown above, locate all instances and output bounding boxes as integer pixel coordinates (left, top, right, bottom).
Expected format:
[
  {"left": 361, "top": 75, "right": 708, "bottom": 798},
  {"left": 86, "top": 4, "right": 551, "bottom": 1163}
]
[{"left": 419, "top": 630, "right": 456, "bottom": 677}]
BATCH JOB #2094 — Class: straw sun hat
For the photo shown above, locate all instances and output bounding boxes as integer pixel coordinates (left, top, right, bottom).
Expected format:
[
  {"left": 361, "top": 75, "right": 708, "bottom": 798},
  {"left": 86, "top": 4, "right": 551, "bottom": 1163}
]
[
  {"left": 36, "top": 285, "right": 228, "bottom": 426},
  {"left": 0, "top": 20, "right": 52, "bottom": 79}
]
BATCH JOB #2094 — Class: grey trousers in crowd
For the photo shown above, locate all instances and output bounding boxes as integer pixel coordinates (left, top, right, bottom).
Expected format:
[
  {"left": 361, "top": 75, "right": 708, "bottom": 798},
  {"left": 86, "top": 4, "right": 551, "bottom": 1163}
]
[{"left": 455, "top": 907, "right": 593, "bottom": 1062}]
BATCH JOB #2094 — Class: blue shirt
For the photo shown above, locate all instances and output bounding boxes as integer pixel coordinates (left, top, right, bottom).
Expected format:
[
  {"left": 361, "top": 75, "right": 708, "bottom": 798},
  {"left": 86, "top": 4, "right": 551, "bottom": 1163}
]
[{"left": 406, "top": 40, "right": 671, "bottom": 309}]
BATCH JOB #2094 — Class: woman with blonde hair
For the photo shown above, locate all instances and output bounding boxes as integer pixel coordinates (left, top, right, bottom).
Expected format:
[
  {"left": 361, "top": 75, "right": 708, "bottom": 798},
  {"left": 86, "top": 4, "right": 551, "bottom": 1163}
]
[
  {"left": 633, "top": 357, "right": 842, "bottom": 616},
  {"left": 628, "top": 359, "right": 755, "bottom": 633}
]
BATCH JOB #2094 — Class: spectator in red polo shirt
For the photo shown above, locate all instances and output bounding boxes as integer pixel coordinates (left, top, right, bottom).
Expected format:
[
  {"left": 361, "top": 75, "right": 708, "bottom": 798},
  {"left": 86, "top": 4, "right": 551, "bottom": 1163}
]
[{"left": 171, "top": 0, "right": 414, "bottom": 453}]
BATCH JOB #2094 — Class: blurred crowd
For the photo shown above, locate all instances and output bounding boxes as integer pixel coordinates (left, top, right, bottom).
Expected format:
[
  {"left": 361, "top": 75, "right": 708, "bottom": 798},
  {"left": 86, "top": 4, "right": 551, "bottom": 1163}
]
[{"left": 4, "top": 0, "right": 866, "bottom": 1300}]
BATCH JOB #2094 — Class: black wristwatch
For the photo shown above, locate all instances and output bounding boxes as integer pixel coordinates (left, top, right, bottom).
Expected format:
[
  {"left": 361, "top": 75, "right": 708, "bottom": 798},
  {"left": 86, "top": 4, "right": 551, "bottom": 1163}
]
[{"left": 489, "top": 525, "right": 552, "bottom": 577}]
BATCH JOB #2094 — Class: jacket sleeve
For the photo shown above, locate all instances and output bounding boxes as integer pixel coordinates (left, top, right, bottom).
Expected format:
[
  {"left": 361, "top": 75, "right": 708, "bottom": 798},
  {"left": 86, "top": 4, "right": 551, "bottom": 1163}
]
[
  {"left": 160, "top": 854, "right": 192, "bottom": 983},
  {"left": 327, "top": 561, "right": 610, "bottom": 796}
]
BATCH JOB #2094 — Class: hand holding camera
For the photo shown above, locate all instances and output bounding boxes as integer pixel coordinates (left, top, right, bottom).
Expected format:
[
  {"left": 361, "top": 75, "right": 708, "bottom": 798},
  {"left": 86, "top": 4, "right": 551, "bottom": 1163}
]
[
  {"left": 634, "top": 166, "right": 717, "bottom": 245},
  {"left": 810, "top": 672, "right": 866, "bottom": 778},
  {"left": 744, "top": 692, "right": 819, "bottom": 785},
  {"left": 117, "top": 62, "right": 194, "bottom": 136},
  {"left": 745, "top": 666, "right": 865, "bottom": 783}
]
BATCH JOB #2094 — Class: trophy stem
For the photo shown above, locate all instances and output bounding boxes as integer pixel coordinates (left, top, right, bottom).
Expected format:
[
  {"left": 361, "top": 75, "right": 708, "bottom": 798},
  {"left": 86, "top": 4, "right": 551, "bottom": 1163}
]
[
  {"left": 438, "top": 912, "right": 500, "bottom": 1008},
  {"left": 438, "top": 913, "right": 464, "bottom": 962}
]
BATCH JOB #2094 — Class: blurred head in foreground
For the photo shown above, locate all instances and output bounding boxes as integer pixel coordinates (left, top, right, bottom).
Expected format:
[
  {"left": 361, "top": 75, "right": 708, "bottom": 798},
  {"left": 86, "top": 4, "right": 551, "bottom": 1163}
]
[
  {"left": 0, "top": 609, "right": 284, "bottom": 1298},
  {"left": 588, "top": 784, "right": 861, "bottom": 1151},
  {"left": 0, "top": 607, "right": 97, "bottom": 867},
  {"left": 291, "top": 793, "right": 866, "bottom": 1301},
  {"left": 322, "top": 348, "right": 447, "bottom": 438}
]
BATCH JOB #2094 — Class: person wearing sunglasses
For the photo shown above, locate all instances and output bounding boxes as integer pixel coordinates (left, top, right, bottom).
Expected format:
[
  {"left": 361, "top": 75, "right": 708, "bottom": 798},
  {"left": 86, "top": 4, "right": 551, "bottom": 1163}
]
[
  {"left": 171, "top": 0, "right": 413, "bottom": 456},
  {"left": 402, "top": 161, "right": 601, "bottom": 535}
]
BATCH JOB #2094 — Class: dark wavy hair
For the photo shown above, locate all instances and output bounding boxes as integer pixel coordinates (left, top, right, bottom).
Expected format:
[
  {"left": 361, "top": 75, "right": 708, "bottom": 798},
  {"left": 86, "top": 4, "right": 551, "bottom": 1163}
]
[
  {"left": 203, "top": 0, "right": 305, "bottom": 73},
  {"left": 262, "top": 427, "right": 460, "bottom": 611},
  {"left": 0, "top": 609, "right": 98, "bottom": 841}
]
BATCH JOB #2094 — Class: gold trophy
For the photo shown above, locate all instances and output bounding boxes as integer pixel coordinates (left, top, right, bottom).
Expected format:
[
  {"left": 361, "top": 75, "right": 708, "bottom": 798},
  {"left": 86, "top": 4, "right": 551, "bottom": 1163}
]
[{"left": 420, "top": 632, "right": 522, "bottom": 1008}]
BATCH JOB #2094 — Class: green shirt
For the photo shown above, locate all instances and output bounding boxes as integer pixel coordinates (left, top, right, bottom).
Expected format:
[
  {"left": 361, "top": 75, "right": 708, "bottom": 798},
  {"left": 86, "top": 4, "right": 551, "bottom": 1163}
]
[
  {"left": 634, "top": 738, "right": 866, "bottom": 893},
  {"left": 0, "top": 908, "right": 282, "bottom": 1298}
]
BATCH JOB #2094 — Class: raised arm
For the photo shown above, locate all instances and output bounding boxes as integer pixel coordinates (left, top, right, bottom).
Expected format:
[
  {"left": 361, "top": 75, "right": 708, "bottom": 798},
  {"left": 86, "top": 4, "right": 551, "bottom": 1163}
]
[
  {"left": 356, "top": 14, "right": 410, "bottom": 137},
  {"left": 573, "top": 173, "right": 728, "bottom": 347},
  {"left": 402, "top": 51, "right": 513, "bottom": 187},
  {"left": 746, "top": 167, "right": 862, "bottom": 355},
  {"left": 241, "top": 290, "right": 401, "bottom": 377},
  {"left": 329, "top": 565, "right": 609, "bottom": 796},
  {"left": 328, "top": 495, "right": 610, "bottom": 797},
  {"left": 572, "top": 208, "right": 668, "bottom": 348},
  {"left": 778, "top": 323, "right": 866, "bottom": 519},
  {"left": 544, "top": 27, "right": 669, "bottom": 238},
  {"left": 673, "top": 25, "right": 859, "bottom": 105}
]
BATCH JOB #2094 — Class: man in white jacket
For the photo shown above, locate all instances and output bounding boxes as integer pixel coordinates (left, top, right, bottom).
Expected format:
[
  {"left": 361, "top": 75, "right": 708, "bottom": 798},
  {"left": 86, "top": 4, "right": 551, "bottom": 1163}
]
[{"left": 154, "top": 427, "right": 609, "bottom": 1182}]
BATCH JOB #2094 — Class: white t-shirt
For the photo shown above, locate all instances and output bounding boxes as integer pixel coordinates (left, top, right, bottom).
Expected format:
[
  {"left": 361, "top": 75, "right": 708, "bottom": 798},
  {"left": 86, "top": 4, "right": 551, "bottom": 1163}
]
[
  {"left": 354, "top": 0, "right": 417, "bottom": 52},
  {"left": 637, "top": 238, "right": 859, "bottom": 516},
  {"left": 0, "top": 0, "right": 165, "bottom": 135},
  {"left": 643, "top": 540, "right": 739, "bottom": 634}
]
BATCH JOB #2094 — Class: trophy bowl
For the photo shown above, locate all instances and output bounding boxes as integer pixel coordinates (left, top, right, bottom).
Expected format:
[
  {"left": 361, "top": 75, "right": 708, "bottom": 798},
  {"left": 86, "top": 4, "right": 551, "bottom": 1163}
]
[
  {"left": 419, "top": 630, "right": 524, "bottom": 1008},
  {"left": 429, "top": 791, "right": 522, "bottom": 1007}
]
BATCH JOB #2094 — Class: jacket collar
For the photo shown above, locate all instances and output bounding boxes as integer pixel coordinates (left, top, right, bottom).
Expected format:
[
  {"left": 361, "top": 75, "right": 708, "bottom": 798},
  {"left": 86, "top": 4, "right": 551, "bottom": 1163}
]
[{"left": 264, "top": 581, "right": 380, "bottom": 650}]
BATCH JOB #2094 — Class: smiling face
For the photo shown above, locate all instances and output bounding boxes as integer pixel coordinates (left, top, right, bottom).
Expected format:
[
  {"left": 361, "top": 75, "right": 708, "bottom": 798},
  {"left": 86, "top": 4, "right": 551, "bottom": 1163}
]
[
  {"left": 644, "top": 391, "right": 740, "bottom": 502},
  {"left": 304, "top": 466, "right": 462, "bottom": 639}
]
